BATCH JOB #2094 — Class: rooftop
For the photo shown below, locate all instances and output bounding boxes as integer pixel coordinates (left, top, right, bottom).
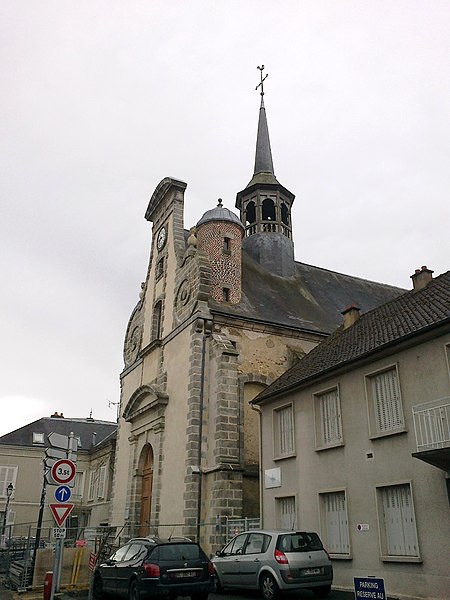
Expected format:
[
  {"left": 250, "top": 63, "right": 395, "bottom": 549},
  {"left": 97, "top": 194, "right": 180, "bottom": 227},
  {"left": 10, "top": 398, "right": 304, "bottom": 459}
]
[{"left": 253, "top": 269, "right": 450, "bottom": 403}]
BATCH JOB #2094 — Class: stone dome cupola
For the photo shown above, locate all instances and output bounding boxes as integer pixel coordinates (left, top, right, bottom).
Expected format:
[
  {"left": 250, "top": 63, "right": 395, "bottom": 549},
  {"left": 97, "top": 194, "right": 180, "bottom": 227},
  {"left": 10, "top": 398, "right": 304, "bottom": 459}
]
[
  {"left": 196, "top": 199, "right": 244, "bottom": 304},
  {"left": 196, "top": 199, "right": 244, "bottom": 229},
  {"left": 236, "top": 66, "right": 296, "bottom": 277}
]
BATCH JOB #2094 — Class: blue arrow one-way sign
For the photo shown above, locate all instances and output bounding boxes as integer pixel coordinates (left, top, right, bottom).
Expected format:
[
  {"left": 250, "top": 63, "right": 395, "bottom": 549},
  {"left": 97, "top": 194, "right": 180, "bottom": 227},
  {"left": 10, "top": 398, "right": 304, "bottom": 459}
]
[{"left": 54, "top": 485, "right": 72, "bottom": 503}]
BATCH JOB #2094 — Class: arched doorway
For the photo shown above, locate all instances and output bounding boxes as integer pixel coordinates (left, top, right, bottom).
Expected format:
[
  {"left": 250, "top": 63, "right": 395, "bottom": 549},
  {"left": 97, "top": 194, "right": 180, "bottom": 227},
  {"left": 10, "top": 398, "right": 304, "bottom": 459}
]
[{"left": 139, "top": 444, "right": 154, "bottom": 536}]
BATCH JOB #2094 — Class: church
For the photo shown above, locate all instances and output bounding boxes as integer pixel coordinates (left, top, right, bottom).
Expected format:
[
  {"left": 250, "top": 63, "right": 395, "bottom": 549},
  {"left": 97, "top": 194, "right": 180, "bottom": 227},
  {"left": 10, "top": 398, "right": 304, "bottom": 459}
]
[{"left": 109, "top": 75, "right": 403, "bottom": 550}]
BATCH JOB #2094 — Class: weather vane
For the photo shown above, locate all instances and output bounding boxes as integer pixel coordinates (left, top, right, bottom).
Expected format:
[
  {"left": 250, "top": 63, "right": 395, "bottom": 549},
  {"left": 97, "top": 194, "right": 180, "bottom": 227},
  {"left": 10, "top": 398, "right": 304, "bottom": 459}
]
[{"left": 256, "top": 65, "right": 268, "bottom": 97}]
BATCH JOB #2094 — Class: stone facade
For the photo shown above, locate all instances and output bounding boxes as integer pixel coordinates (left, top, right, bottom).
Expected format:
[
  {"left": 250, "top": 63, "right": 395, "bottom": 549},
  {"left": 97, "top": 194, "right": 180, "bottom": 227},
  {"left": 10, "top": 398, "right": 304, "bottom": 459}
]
[{"left": 110, "top": 100, "right": 406, "bottom": 552}]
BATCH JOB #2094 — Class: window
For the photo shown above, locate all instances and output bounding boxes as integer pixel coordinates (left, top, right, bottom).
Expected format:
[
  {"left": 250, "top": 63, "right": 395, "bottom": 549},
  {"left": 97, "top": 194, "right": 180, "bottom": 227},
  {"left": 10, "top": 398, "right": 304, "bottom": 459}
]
[
  {"left": 88, "top": 471, "right": 96, "bottom": 501},
  {"left": 223, "top": 237, "right": 231, "bottom": 252},
  {"left": 281, "top": 202, "right": 289, "bottom": 226},
  {"left": 222, "top": 533, "right": 247, "bottom": 556},
  {"left": 277, "top": 496, "right": 296, "bottom": 529},
  {"left": 262, "top": 197, "right": 276, "bottom": 221},
  {"left": 0, "top": 466, "right": 17, "bottom": 498},
  {"left": 244, "top": 533, "right": 269, "bottom": 554},
  {"left": 155, "top": 257, "right": 165, "bottom": 280},
  {"left": 111, "top": 544, "right": 131, "bottom": 562},
  {"left": 376, "top": 483, "right": 419, "bottom": 560},
  {"left": 366, "top": 366, "right": 405, "bottom": 436},
  {"left": 152, "top": 301, "right": 163, "bottom": 340},
  {"left": 315, "top": 387, "right": 343, "bottom": 448},
  {"left": 73, "top": 471, "right": 85, "bottom": 500},
  {"left": 223, "top": 288, "right": 230, "bottom": 302},
  {"left": 245, "top": 201, "right": 256, "bottom": 225},
  {"left": 97, "top": 465, "right": 107, "bottom": 499},
  {"left": 320, "top": 491, "right": 350, "bottom": 556},
  {"left": 445, "top": 343, "right": 450, "bottom": 379},
  {"left": 32, "top": 432, "right": 45, "bottom": 444},
  {"left": 274, "top": 404, "right": 295, "bottom": 457}
]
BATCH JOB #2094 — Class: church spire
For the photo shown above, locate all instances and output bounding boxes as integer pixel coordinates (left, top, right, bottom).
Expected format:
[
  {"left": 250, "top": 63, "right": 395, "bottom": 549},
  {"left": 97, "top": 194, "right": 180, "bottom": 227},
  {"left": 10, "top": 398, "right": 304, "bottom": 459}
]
[
  {"left": 254, "top": 66, "right": 274, "bottom": 176},
  {"left": 235, "top": 66, "right": 296, "bottom": 277}
]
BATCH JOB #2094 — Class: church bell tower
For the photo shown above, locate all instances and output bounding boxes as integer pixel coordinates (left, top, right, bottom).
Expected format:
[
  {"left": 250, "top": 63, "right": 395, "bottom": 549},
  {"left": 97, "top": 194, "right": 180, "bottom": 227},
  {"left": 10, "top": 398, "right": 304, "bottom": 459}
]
[{"left": 236, "top": 66, "right": 296, "bottom": 277}]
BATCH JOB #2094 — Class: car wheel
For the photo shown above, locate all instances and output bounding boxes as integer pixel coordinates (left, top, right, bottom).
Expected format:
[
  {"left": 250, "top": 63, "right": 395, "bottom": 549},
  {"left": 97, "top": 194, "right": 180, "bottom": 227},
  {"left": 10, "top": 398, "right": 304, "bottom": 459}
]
[
  {"left": 260, "top": 573, "right": 279, "bottom": 600},
  {"left": 93, "top": 574, "right": 103, "bottom": 599},
  {"left": 313, "top": 585, "right": 332, "bottom": 598},
  {"left": 129, "top": 579, "right": 141, "bottom": 600}
]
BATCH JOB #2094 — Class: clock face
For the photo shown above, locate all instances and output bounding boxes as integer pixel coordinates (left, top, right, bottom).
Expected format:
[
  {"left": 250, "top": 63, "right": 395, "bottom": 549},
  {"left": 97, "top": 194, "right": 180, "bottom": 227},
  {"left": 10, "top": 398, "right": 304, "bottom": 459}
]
[{"left": 156, "top": 226, "right": 167, "bottom": 251}]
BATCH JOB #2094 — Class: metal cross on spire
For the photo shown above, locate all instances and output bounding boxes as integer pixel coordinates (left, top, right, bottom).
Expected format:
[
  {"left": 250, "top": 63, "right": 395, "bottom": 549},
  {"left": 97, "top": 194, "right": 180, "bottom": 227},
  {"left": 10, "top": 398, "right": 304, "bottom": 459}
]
[{"left": 256, "top": 65, "right": 268, "bottom": 97}]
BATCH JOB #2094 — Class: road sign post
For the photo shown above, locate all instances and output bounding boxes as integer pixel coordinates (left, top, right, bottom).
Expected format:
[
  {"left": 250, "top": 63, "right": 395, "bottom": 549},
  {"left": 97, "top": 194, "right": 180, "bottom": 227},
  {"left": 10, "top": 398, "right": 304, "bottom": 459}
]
[
  {"left": 49, "top": 503, "right": 74, "bottom": 527},
  {"left": 51, "top": 459, "right": 76, "bottom": 485},
  {"left": 54, "top": 485, "right": 72, "bottom": 503}
]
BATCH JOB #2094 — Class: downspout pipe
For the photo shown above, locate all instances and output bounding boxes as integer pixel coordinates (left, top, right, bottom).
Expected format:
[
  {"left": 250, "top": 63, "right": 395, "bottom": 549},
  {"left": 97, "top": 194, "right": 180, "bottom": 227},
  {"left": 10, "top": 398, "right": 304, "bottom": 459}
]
[{"left": 251, "top": 403, "right": 263, "bottom": 527}]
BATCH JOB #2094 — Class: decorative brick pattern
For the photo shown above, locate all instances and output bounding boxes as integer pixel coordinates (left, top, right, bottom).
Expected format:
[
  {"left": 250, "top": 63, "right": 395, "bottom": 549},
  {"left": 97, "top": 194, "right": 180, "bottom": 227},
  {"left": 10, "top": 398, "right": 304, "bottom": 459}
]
[{"left": 196, "top": 221, "right": 243, "bottom": 304}]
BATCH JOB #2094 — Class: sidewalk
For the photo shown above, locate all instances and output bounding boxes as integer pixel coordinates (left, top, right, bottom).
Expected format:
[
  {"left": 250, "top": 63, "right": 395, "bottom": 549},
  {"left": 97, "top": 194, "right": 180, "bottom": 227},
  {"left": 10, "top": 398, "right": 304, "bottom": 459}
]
[
  {"left": 1, "top": 591, "right": 357, "bottom": 600},
  {"left": 0, "top": 587, "right": 88, "bottom": 600}
]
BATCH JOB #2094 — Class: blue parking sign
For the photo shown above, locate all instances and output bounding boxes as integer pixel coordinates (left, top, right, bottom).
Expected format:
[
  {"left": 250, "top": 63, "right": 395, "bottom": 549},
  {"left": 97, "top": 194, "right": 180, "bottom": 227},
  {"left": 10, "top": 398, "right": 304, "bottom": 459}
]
[
  {"left": 354, "top": 577, "right": 386, "bottom": 600},
  {"left": 54, "top": 485, "right": 72, "bottom": 503}
]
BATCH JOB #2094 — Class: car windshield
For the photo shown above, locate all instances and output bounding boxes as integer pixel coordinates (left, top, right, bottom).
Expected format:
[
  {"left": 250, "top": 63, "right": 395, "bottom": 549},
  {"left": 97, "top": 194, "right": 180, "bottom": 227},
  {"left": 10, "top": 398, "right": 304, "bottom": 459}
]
[
  {"left": 157, "top": 543, "right": 201, "bottom": 560},
  {"left": 277, "top": 532, "right": 323, "bottom": 552}
]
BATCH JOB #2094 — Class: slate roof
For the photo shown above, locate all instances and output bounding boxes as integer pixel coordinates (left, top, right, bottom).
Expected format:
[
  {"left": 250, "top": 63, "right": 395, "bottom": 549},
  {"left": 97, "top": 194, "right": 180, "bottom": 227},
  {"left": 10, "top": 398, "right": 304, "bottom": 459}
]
[
  {"left": 197, "top": 203, "right": 244, "bottom": 229},
  {"left": 253, "top": 270, "right": 450, "bottom": 403},
  {"left": 0, "top": 416, "right": 117, "bottom": 451},
  {"left": 211, "top": 251, "right": 405, "bottom": 335}
]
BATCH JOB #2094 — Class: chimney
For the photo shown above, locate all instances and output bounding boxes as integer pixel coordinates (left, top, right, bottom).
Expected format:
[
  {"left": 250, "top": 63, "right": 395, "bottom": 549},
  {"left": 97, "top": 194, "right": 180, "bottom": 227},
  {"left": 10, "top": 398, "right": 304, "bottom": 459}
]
[
  {"left": 411, "top": 266, "right": 433, "bottom": 292},
  {"left": 341, "top": 304, "right": 361, "bottom": 329}
]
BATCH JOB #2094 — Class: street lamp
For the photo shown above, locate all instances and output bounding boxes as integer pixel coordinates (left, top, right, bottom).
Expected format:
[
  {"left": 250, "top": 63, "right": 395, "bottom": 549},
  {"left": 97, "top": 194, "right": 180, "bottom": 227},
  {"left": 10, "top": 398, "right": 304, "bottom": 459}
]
[{"left": 2, "top": 483, "right": 14, "bottom": 537}]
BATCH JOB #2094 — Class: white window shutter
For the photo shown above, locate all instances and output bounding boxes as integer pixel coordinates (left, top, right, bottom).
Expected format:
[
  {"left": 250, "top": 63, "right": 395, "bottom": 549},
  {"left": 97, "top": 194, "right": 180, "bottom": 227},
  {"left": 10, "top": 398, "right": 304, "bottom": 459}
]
[
  {"left": 373, "top": 369, "right": 404, "bottom": 432},
  {"left": 324, "top": 492, "right": 349, "bottom": 554},
  {"left": 319, "top": 390, "right": 342, "bottom": 445},
  {"left": 279, "top": 497, "right": 296, "bottom": 529},
  {"left": 279, "top": 406, "right": 294, "bottom": 455},
  {"left": 381, "top": 485, "right": 417, "bottom": 557}
]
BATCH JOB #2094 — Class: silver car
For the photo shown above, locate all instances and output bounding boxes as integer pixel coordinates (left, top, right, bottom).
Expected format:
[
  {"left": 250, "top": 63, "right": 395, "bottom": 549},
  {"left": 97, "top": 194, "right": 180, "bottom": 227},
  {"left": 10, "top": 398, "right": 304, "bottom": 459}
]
[{"left": 212, "top": 530, "right": 333, "bottom": 600}]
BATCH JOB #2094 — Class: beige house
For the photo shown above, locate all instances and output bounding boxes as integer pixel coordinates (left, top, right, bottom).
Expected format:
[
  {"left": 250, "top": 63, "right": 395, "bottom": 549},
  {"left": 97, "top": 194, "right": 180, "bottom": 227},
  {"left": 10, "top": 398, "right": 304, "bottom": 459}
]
[
  {"left": 110, "top": 91, "right": 404, "bottom": 550},
  {"left": 253, "top": 267, "right": 450, "bottom": 599},
  {"left": 0, "top": 413, "right": 117, "bottom": 537}
]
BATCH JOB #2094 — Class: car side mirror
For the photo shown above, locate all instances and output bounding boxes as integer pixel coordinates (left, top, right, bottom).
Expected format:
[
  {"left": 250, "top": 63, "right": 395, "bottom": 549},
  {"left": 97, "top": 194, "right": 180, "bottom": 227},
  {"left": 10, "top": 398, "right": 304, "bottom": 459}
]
[{"left": 215, "top": 550, "right": 223, "bottom": 557}]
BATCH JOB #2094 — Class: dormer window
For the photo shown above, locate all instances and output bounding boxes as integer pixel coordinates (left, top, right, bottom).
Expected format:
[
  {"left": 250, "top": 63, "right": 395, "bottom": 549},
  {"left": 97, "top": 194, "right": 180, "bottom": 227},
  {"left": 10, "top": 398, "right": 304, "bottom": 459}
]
[{"left": 33, "top": 432, "right": 45, "bottom": 445}]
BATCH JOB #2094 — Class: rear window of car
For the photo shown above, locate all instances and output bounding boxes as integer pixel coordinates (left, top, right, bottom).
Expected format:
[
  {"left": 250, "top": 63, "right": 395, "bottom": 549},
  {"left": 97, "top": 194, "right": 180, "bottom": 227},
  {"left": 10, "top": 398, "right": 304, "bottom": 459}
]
[
  {"left": 155, "top": 543, "right": 202, "bottom": 561},
  {"left": 277, "top": 532, "right": 323, "bottom": 552}
]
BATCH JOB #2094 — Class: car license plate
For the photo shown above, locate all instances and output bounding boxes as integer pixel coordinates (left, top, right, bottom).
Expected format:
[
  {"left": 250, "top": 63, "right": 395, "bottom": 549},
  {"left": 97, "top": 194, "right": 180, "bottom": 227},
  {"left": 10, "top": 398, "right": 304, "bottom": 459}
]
[
  {"left": 302, "top": 568, "right": 321, "bottom": 575},
  {"left": 175, "top": 571, "right": 197, "bottom": 578}
]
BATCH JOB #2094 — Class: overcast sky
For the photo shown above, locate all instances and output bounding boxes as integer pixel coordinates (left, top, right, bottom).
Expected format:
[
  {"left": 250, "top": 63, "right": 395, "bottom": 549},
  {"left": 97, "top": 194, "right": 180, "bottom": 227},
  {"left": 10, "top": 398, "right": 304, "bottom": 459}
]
[{"left": 1, "top": 1, "right": 449, "bottom": 437}]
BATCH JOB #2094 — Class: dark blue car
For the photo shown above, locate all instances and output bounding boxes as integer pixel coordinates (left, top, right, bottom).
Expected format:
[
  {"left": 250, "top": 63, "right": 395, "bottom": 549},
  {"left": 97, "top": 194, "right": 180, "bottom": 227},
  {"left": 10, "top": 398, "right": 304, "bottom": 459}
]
[{"left": 93, "top": 537, "right": 214, "bottom": 600}]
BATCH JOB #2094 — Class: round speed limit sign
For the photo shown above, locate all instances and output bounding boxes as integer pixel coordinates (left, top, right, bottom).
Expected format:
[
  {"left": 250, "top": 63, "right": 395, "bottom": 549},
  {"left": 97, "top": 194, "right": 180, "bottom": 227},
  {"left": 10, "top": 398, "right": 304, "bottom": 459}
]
[{"left": 51, "top": 459, "right": 76, "bottom": 485}]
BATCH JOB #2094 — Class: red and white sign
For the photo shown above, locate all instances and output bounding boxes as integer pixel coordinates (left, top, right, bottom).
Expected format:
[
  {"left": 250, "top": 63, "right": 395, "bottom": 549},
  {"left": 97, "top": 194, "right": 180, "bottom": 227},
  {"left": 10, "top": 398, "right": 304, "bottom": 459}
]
[
  {"left": 51, "top": 459, "right": 76, "bottom": 485},
  {"left": 89, "top": 552, "right": 98, "bottom": 571},
  {"left": 49, "top": 502, "right": 74, "bottom": 527}
]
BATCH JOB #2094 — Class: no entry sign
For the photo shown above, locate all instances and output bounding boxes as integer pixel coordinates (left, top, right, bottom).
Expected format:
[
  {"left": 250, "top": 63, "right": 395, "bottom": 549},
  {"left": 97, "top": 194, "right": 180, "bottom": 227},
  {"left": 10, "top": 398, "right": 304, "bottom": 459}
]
[{"left": 51, "top": 459, "right": 76, "bottom": 485}]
